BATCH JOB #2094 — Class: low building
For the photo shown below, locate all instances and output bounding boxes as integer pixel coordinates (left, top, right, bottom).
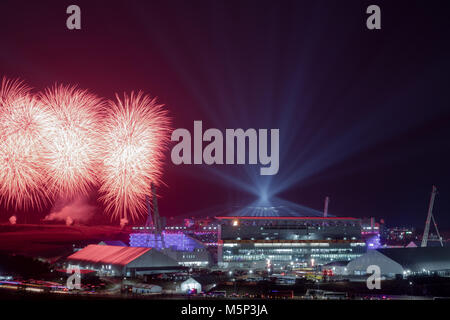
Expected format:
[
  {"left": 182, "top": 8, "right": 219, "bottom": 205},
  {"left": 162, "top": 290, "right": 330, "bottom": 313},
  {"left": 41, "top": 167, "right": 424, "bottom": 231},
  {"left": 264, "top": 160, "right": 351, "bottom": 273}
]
[
  {"left": 129, "top": 232, "right": 212, "bottom": 267},
  {"left": 129, "top": 232, "right": 205, "bottom": 251},
  {"left": 347, "top": 247, "right": 450, "bottom": 278},
  {"left": 163, "top": 247, "right": 211, "bottom": 267},
  {"left": 66, "top": 244, "right": 185, "bottom": 277}
]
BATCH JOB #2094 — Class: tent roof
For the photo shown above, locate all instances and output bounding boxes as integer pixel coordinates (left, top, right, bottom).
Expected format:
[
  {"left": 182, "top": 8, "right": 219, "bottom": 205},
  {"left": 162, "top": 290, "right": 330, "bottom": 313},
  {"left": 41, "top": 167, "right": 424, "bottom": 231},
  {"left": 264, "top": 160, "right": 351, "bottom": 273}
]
[
  {"left": 377, "top": 247, "right": 450, "bottom": 272},
  {"left": 98, "top": 240, "right": 127, "bottom": 247},
  {"left": 67, "top": 244, "right": 151, "bottom": 266}
]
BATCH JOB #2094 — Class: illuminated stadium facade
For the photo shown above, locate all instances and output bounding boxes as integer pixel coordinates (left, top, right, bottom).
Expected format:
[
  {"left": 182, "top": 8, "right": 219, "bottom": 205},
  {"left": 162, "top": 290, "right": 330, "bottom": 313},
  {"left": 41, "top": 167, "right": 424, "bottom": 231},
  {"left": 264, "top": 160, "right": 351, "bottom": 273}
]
[
  {"left": 129, "top": 231, "right": 214, "bottom": 267},
  {"left": 217, "top": 216, "right": 366, "bottom": 269}
]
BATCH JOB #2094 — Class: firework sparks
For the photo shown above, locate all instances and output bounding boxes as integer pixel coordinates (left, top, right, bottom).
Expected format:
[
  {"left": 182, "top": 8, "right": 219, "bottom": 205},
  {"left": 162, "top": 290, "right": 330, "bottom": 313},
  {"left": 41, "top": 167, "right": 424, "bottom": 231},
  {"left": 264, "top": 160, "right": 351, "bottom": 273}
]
[
  {"left": 0, "top": 77, "right": 171, "bottom": 222},
  {"left": 0, "top": 77, "right": 55, "bottom": 210},
  {"left": 98, "top": 92, "right": 171, "bottom": 221},
  {"left": 0, "top": 77, "right": 30, "bottom": 105},
  {"left": 38, "top": 85, "right": 104, "bottom": 199}
]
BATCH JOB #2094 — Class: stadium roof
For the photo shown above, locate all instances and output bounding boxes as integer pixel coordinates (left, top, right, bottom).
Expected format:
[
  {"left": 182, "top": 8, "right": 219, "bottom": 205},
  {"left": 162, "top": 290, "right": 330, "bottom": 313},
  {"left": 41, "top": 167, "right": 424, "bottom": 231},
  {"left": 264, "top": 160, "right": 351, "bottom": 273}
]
[
  {"left": 216, "top": 216, "right": 356, "bottom": 220},
  {"left": 67, "top": 244, "right": 151, "bottom": 266},
  {"left": 227, "top": 204, "right": 328, "bottom": 217},
  {"left": 377, "top": 247, "right": 450, "bottom": 272}
]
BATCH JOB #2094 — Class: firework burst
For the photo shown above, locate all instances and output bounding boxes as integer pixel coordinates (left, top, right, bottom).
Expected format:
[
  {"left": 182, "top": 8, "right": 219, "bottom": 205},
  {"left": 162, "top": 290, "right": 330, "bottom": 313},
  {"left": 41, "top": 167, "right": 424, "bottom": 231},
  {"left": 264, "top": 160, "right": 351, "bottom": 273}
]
[
  {"left": 0, "top": 77, "right": 171, "bottom": 222},
  {"left": 98, "top": 92, "right": 171, "bottom": 221},
  {"left": 38, "top": 85, "right": 105, "bottom": 199},
  {"left": 0, "top": 77, "right": 30, "bottom": 105},
  {"left": 0, "top": 77, "right": 55, "bottom": 210}
]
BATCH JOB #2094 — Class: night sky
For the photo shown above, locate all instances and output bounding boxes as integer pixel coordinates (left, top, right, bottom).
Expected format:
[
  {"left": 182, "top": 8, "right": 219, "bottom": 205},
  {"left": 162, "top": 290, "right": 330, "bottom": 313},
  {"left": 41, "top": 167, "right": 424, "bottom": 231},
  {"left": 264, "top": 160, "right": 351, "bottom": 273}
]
[{"left": 0, "top": 0, "right": 449, "bottom": 229}]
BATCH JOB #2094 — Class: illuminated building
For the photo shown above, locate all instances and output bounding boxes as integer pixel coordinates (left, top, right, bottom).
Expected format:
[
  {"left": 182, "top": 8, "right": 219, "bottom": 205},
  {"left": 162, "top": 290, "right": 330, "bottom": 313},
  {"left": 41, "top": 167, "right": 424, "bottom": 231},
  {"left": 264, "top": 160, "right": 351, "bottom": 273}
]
[
  {"left": 178, "top": 276, "right": 221, "bottom": 293},
  {"left": 361, "top": 217, "right": 383, "bottom": 236},
  {"left": 217, "top": 216, "right": 366, "bottom": 269},
  {"left": 130, "top": 232, "right": 204, "bottom": 251},
  {"left": 66, "top": 244, "right": 184, "bottom": 277},
  {"left": 360, "top": 217, "right": 383, "bottom": 249},
  {"left": 129, "top": 231, "right": 212, "bottom": 267},
  {"left": 386, "top": 227, "right": 417, "bottom": 244}
]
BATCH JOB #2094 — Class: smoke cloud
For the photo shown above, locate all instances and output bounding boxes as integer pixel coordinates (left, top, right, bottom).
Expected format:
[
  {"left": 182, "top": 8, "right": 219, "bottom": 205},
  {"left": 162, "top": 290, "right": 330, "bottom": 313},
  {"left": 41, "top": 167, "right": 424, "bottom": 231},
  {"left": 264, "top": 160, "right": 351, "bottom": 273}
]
[
  {"left": 9, "top": 215, "right": 17, "bottom": 225},
  {"left": 120, "top": 218, "right": 128, "bottom": 228},
  {"left": 44, "top": 197, "right": 96, "bottom": 225}
]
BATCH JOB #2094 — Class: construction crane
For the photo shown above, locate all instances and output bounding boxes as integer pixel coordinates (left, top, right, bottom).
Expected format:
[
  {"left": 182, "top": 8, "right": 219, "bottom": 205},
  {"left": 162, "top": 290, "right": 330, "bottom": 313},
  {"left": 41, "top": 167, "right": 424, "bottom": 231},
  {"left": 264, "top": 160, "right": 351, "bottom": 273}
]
[{"left": 421, "top": 185, "right": 443, "bottom": 247}]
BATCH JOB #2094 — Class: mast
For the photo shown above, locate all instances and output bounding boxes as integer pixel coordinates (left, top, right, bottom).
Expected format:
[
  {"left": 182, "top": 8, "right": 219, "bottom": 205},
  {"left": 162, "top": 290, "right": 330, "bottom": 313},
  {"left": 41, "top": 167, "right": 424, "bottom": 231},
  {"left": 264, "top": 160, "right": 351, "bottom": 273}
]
[
  {"left": 151, "top": 182, "right": 161, "bottom": 234},
  {"left": 324, "top": 196, "right": 330, "bottom": 218},
  {"left": 145, "top": 194, "right": 154, "bottom": 228},
  {"left": 151, "top": 182, "right": 165, "bottom": 248}
]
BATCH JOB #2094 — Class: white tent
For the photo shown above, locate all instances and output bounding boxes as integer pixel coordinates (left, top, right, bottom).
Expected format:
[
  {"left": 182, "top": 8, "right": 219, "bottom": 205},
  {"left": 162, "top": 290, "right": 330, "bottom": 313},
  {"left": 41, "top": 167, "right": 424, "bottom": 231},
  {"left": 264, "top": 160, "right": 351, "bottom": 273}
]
[
  {"left": 179, "top": 277, "right": 202, "bottom": 293},
  {"left": 346, "top": 250, "right": 403, "bottom": 277},
  {"left": 406, "top": 241, "right": 417, "bottom": 248}
]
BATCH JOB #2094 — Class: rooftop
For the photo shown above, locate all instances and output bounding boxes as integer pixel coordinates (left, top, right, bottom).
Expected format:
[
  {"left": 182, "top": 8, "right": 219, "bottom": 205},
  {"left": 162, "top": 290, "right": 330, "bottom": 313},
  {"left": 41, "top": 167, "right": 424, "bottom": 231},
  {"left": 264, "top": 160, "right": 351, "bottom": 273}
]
[
  {"left": 378, "top": 247, "right": 450, "bottom": 272},
  {"left": 216, "top": 216, "right": 357, "bottom": 220},
  {"left": 67, "top": 244, "right": 151, "bottom": 266}
]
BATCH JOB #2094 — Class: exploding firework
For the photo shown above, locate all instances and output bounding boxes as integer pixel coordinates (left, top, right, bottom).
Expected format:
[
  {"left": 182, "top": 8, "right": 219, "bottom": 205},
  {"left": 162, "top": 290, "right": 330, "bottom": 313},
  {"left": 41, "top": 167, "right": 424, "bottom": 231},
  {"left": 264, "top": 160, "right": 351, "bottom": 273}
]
[
  {"left": 38, "top": 85, "right": 105, "bottom": 199},
  {"left": 0, "top": 77, "right": 30, "bottom": 105},
  {"left": 98, "top": 92, "right": 171, "bottom": 221},
  {"left": 0, "top": 77, "right": 55, "bottom": 210},
  {"left": 0, "top": 77, "right": 171, "bottom": 222}
]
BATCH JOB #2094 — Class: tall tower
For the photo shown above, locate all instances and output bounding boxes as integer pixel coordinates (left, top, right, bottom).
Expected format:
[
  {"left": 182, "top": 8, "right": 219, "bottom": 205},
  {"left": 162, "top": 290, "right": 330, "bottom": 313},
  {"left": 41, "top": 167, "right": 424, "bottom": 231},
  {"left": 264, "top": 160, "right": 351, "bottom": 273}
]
[
  {"left": 151, "top": 182, "right": 165, "bottom": 248},
  {"left": 145, "top": 194, "right": 154, "bottom": 228},
  {"left": 323, "top": 196, "right": 330, "bottom": 218},
  {"left": 151, "top": 182, "right": 162, "bottom": 235}
]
